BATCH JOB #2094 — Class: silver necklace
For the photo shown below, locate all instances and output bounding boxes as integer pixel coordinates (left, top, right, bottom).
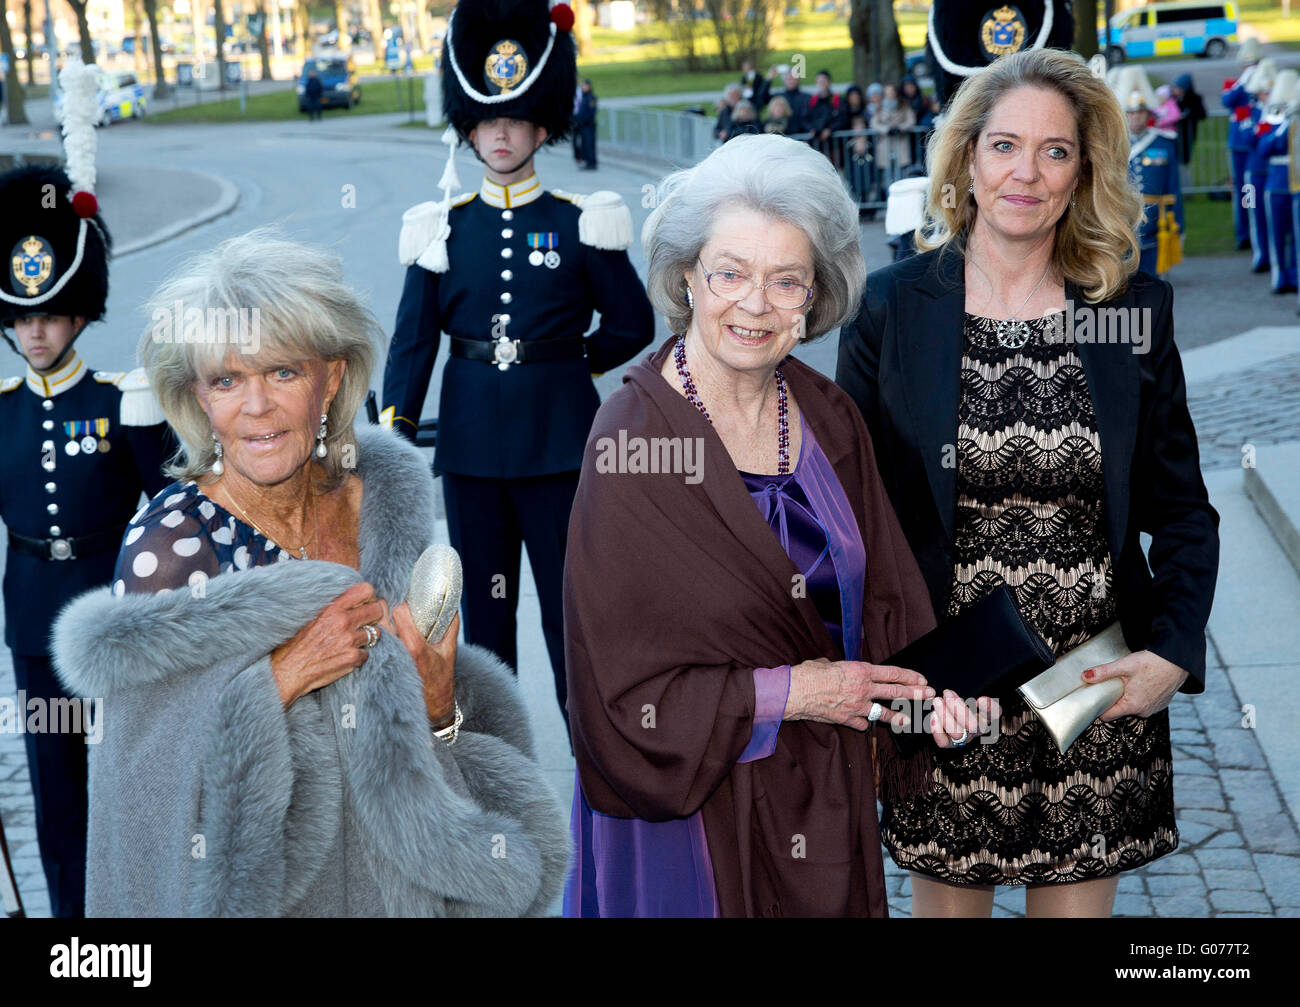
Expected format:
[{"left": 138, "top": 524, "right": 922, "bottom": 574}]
[{"left": 967, "top": 257, "right": 1052, "bottom": 350}]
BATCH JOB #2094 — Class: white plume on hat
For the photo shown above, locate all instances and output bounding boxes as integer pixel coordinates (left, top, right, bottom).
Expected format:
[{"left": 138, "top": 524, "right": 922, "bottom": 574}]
[
  {"left": 1266, "top": 68, "right": 1298, "bottom": 118},
  {"left": 1247, "top": 57, "right": 1278, "bottom": 95},
  {"left": 59, "top": 57, "right": 100, "bottom": 198},
  {"left": 1112, "top": 66, "right": 1157, "bottom": 113},
  {"left": 1238, "top": 37, "right": 1263, "bottom": 64}
]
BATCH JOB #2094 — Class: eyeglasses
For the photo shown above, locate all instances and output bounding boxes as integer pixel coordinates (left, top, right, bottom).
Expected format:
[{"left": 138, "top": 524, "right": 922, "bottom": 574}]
[{"left": 696, "top": 257, "right": 814, "bottom": 310}]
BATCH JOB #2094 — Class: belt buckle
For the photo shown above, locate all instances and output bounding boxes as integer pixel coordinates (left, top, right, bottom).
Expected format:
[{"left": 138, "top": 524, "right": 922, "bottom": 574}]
[
  {"left": 49, "top": 537, "right": 74, "bottom": 561},
  {"left": 492, "top": 336, "right": 520, "bottom": 371}
]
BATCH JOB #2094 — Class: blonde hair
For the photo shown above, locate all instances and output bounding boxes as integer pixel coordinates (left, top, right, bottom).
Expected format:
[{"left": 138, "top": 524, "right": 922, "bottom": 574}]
[
  {"left": 917, "top": 47, "right": 1143, "bottom": 303},
  {"left": 138, "top": 227, "right": 382, "bottom": 488}
]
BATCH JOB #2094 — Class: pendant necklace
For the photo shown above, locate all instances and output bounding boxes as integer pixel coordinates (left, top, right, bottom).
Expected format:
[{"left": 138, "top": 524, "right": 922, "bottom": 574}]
[
  {"left": 674, "top": 334, "right": 789, "bottom": 475},
  {"left": 967, "top": 256, "right": 1052, "bottom": 350},
  {"left": 225, "top": 484, "right": 320, "bottom": 559}
]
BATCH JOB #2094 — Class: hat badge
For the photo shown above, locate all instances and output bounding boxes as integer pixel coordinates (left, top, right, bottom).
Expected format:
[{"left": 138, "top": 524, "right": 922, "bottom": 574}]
[
  {"left": 11, "top": 235, "right": 55, "bottom": 298},
  {"left": 979, "top": 5, "right": 1029, "bottom": 61},
  {"left": 485, "top": 39, "right": 529, "bottom": 95}
]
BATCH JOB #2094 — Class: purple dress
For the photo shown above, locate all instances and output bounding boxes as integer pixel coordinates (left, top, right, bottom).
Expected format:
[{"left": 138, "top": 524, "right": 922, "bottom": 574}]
[{"left": 564, "top": 417, "right": 868, "bottom": 917}]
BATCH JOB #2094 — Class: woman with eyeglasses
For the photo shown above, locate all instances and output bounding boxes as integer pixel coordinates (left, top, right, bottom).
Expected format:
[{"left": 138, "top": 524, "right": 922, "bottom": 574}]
[{"left": 562, "top": 134, "right": 991, "bottom": 917}]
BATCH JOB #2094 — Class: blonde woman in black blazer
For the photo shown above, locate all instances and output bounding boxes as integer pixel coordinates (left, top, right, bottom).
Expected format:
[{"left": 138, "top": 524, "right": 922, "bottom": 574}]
[{"left": 836, "top": 48, "right": 1219, "bottom": 917}]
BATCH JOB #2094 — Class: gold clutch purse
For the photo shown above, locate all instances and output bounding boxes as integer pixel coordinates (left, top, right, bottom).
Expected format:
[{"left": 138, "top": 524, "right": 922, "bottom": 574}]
[
  {"left": 405, "top": 544, "right": 463, "bottom": 644},
  {"left": 1018, "top": 623, "right": 1129, "bottom": 754}
]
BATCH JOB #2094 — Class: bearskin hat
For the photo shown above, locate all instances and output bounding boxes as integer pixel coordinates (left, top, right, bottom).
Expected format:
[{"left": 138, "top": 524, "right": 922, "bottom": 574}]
[
  {"left": 0, "top": 164, "right": 112, "bottom": 328},
  {"left": 926, "top": 0, "right": 1077, "bottom": 104},
  {"left": 442, "top": 0, "right": 578, "bottom": 143}
]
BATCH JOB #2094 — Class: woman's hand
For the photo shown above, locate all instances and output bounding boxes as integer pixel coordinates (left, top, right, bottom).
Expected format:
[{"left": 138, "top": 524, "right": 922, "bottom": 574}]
[
  {"left": 270, "top": 582, "right": 387, "bottom": 709},
  {"left": 383, "top": 603, "right": 459, "bottom": 727},
  {"left": 785, "top": 658, "right": 934, "bottom": 732},
  {"left": 1085, "top": 649, "right": 1189, "bottom": 720},
  {"left": 930, "top": 690, "right": 1002, "bottom": 749}
]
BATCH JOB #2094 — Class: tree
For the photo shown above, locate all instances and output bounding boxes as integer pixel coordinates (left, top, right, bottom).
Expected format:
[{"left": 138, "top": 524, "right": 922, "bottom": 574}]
[
  {"left": 1074, "top": 0, "right": 1098, "bottom": 59},
  {"left": 849, "top": 0, "right": 903, "bottom": 88},
  {"left": 572, "top": 0, "right": 592, "bottom": 58},
  {"left": 700, "top": 0, "right": 777, "bottom": 70},
  {"left": 647, "top": 0, "right": 706, "bottom": 73},
  {"left": 65, "top": 0, "right": 96, "bottom": 64},
  {"left": 143, "top": 0, "right": 171, "bottom": 97},
  {"left": 21, "top": 0, "right": 34, "bottom": 85},
  {"left": 365, "top": 0, "right": 385, "bottom": 62},
  {"left": 256, "top": 0, "right": 273, "bottom": 79},
  {"left": 0, "top": 2, "right": 28, "bottom": 124},
  {"left": 214, "top": 0, "right": 229, "bottom": 89}
]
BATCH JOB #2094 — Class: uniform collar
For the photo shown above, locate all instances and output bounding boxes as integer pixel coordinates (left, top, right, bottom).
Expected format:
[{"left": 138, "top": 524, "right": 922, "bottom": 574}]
[
  {"left": 25, "top": 348, "right": 87, "bottom": 398},
  {"left": 1129, "top": 129, "right": 1158, "bottom": 160},
  {"left": 479, "top": 174, "right": 542, "bottom": 209}
]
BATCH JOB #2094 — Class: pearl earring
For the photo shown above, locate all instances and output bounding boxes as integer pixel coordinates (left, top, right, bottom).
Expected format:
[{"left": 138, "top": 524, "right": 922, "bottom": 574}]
[
  {"left": 211, "top": 432, "right": 224, "bottom": 476},
  {"left": 685, "top": 285, "right": 695, "bottom": 311},
  {"left": 315, "top": 412, "right": 328, "bottom": 459}
]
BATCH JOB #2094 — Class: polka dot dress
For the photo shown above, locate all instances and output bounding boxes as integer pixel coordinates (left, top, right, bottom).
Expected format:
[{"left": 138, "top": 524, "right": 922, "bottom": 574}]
[{"left": 113, "top": 480, "right": 297, "bottom": 596}]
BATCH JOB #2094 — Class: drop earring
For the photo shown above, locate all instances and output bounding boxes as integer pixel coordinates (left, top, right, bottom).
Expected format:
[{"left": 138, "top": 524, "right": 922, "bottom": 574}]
[
  {"left": 685, "top": 285, "right": 695, "bottom": 311},
  {"left": 968, "top": 179, "right": 975, "bottom": 195},
  {"left": 315, "top": 412, "right": 328, "bottom": 459},
  {"left": 211, "top": 432, "right": 224, "bottom": 476}
]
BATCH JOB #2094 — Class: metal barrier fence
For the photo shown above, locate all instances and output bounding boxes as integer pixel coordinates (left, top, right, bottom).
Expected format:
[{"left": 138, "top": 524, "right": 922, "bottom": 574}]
[
  {"left": 602, "top": 107, "right": 1235, "bottom": 203},
  {"left": 597, "top": 106, "right": 719, "bottom": 166}
]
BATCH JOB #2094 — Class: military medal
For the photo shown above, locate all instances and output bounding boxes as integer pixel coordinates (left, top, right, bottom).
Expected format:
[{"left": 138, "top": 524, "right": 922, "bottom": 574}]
[
  {"left": 527, "top": 232, "right": 558, "bottom": 267},
  {"left": 65, "top": 439, "right": 80, "bottom": 456},
  {"left": 80, "top": 435, "right": 98, "bottom": 454},
  {"left": 98, "top": 438, "right": 110, "bottom": 453}
]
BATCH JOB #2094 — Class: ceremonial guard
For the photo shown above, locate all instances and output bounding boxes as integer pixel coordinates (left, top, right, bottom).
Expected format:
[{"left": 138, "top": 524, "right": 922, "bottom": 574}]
[
  {"left": 1116, "top": 67, "right": 1184, "bottom": 278},
  {"left": 1237, "top": 58, "right": 1277, "bottom": 273},
  {"left": 1259, "top": 70, "right": 1298, "bottom": 294},
  {"left": 383, "top": 0, "right": 654, "bottom": 722},
  {"left": 924, "top": 0, "right": 1074, "bottom": 103},
  {"left": 1222, "top": 39, "right": 1266, "bottom": 250},
  {"left": 0, "top": 62, "right": 173, "bottom": 917}
]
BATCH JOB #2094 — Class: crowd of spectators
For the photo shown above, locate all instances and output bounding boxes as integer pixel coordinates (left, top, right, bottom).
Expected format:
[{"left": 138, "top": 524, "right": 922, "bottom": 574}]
[{"left": 713, "top": 62, "right": 943, "bottom": 209}]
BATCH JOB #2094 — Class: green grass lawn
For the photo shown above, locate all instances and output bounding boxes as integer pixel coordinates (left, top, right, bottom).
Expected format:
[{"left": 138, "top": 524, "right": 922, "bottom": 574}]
[
  {"left": 1184, "top": 193, "right": 1240, "bottom": 257},
  {"left": 148, "top": 74, "right": 425, "bottom": 123}
]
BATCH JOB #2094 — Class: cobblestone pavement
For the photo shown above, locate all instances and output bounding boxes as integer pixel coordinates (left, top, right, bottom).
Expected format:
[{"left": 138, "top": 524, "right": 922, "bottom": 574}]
[{"left": 1187, "top": 352, "right": 1300, "bottom": 472}]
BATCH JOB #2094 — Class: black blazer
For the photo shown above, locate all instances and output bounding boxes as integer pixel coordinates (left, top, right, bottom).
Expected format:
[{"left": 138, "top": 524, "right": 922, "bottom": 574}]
[{"left": 835, "top": 247, "right": 1220, "bottom": 690}]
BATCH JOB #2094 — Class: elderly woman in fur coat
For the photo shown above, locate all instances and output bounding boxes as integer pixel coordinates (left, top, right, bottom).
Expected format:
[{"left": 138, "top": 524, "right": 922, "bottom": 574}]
[{"left": 51, "top": 230, "right": 570, "bottom": 917}]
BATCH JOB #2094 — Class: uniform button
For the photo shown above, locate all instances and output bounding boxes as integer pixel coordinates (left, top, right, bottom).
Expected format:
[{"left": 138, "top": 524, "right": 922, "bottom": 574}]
[
  {"left": 42, "top": 419, "right": 54, "bottom": 430},
  {"left": 47, "top": 503, "right": 59, "bottom": 515},
  {"left": 49, "top": 525, "right": 61, "bottom": 537},
  {"left": 500, "top": 292, "right": 513, "bottom": 304},
  {"left": 45, "top": 482, "right": 56, "bottom": 493},
  {"left": 500, "top": 247, "right": 512, "bottom": 259},
  {"left": 501, "top": 228, "right": 514, "bottom": 239},
  {"left": 42, "top": 399, "right": 54, "bottom": 411},
  {"left": 501, "top": 269, "right": 513, "bottom": 281},
  {"left": 501, "top": 210, "right": 514, "bottom": 221}
]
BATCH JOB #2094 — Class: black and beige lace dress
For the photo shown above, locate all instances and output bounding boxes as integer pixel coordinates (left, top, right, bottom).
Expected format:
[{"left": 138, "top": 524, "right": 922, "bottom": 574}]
[{"left": 879, "top": 311, "right": 1178, "bottom": 885}]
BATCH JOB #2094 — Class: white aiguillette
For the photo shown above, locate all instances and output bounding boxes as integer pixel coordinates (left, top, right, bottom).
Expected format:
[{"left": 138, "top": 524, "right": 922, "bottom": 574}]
[
  {"left": 1019, "top": 622, "right": 1130, "bottom": 754},
  {"left": 405, "top": 544, "right": 463, "bottom": 644}
]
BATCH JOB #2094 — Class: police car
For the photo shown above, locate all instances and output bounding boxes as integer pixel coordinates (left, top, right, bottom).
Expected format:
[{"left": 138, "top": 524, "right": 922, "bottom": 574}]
[
  {"left": 53, "top": 70, "right": 148, "bottom": 126},
  {"left": 1101, "top": 2, "right": 1239, "bottom": 63}
]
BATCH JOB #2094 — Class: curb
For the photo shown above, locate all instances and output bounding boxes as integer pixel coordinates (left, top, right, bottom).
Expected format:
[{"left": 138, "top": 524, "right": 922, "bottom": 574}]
[
  {"left": 113, "top": 169, "right": 241, "bottom": 257},
  {"left": 1244, "top": 441, "right": 1300, "bottom": 581}
]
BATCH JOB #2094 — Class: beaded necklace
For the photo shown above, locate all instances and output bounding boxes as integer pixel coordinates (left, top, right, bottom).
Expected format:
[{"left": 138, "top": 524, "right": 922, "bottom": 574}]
[{"left": 673, "top": 334, "right": 790, "bottom": 475}]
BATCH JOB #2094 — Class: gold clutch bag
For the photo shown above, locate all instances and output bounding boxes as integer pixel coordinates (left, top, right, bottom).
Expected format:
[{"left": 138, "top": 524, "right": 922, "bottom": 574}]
[
  {"left": 1018, "top": 623, "right": 1129, "bottom": 754},
  {"left": 405, "top": 544, "right": 463, "bottom": 644}
]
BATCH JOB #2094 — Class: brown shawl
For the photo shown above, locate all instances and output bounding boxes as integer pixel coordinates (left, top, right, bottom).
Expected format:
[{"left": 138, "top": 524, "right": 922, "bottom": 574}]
[{"left": 564, "top": 336, "right": 935, "bottom": 917}]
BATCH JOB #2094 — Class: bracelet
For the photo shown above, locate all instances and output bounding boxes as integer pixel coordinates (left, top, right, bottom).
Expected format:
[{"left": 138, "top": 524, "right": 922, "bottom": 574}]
[{"left": 431, "top": 701, "right": 463, "bottom": 747}]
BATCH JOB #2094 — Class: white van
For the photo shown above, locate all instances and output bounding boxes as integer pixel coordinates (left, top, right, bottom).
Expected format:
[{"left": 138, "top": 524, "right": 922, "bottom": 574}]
[{"left": 1100, "top": 2, "right": 1239, "bottom": 62}]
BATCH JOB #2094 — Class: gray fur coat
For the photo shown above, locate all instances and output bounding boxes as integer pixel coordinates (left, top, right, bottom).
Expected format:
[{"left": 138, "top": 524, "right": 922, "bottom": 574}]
[{"left": 51, "top": 424, "right": 570, "bottom": 917}]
